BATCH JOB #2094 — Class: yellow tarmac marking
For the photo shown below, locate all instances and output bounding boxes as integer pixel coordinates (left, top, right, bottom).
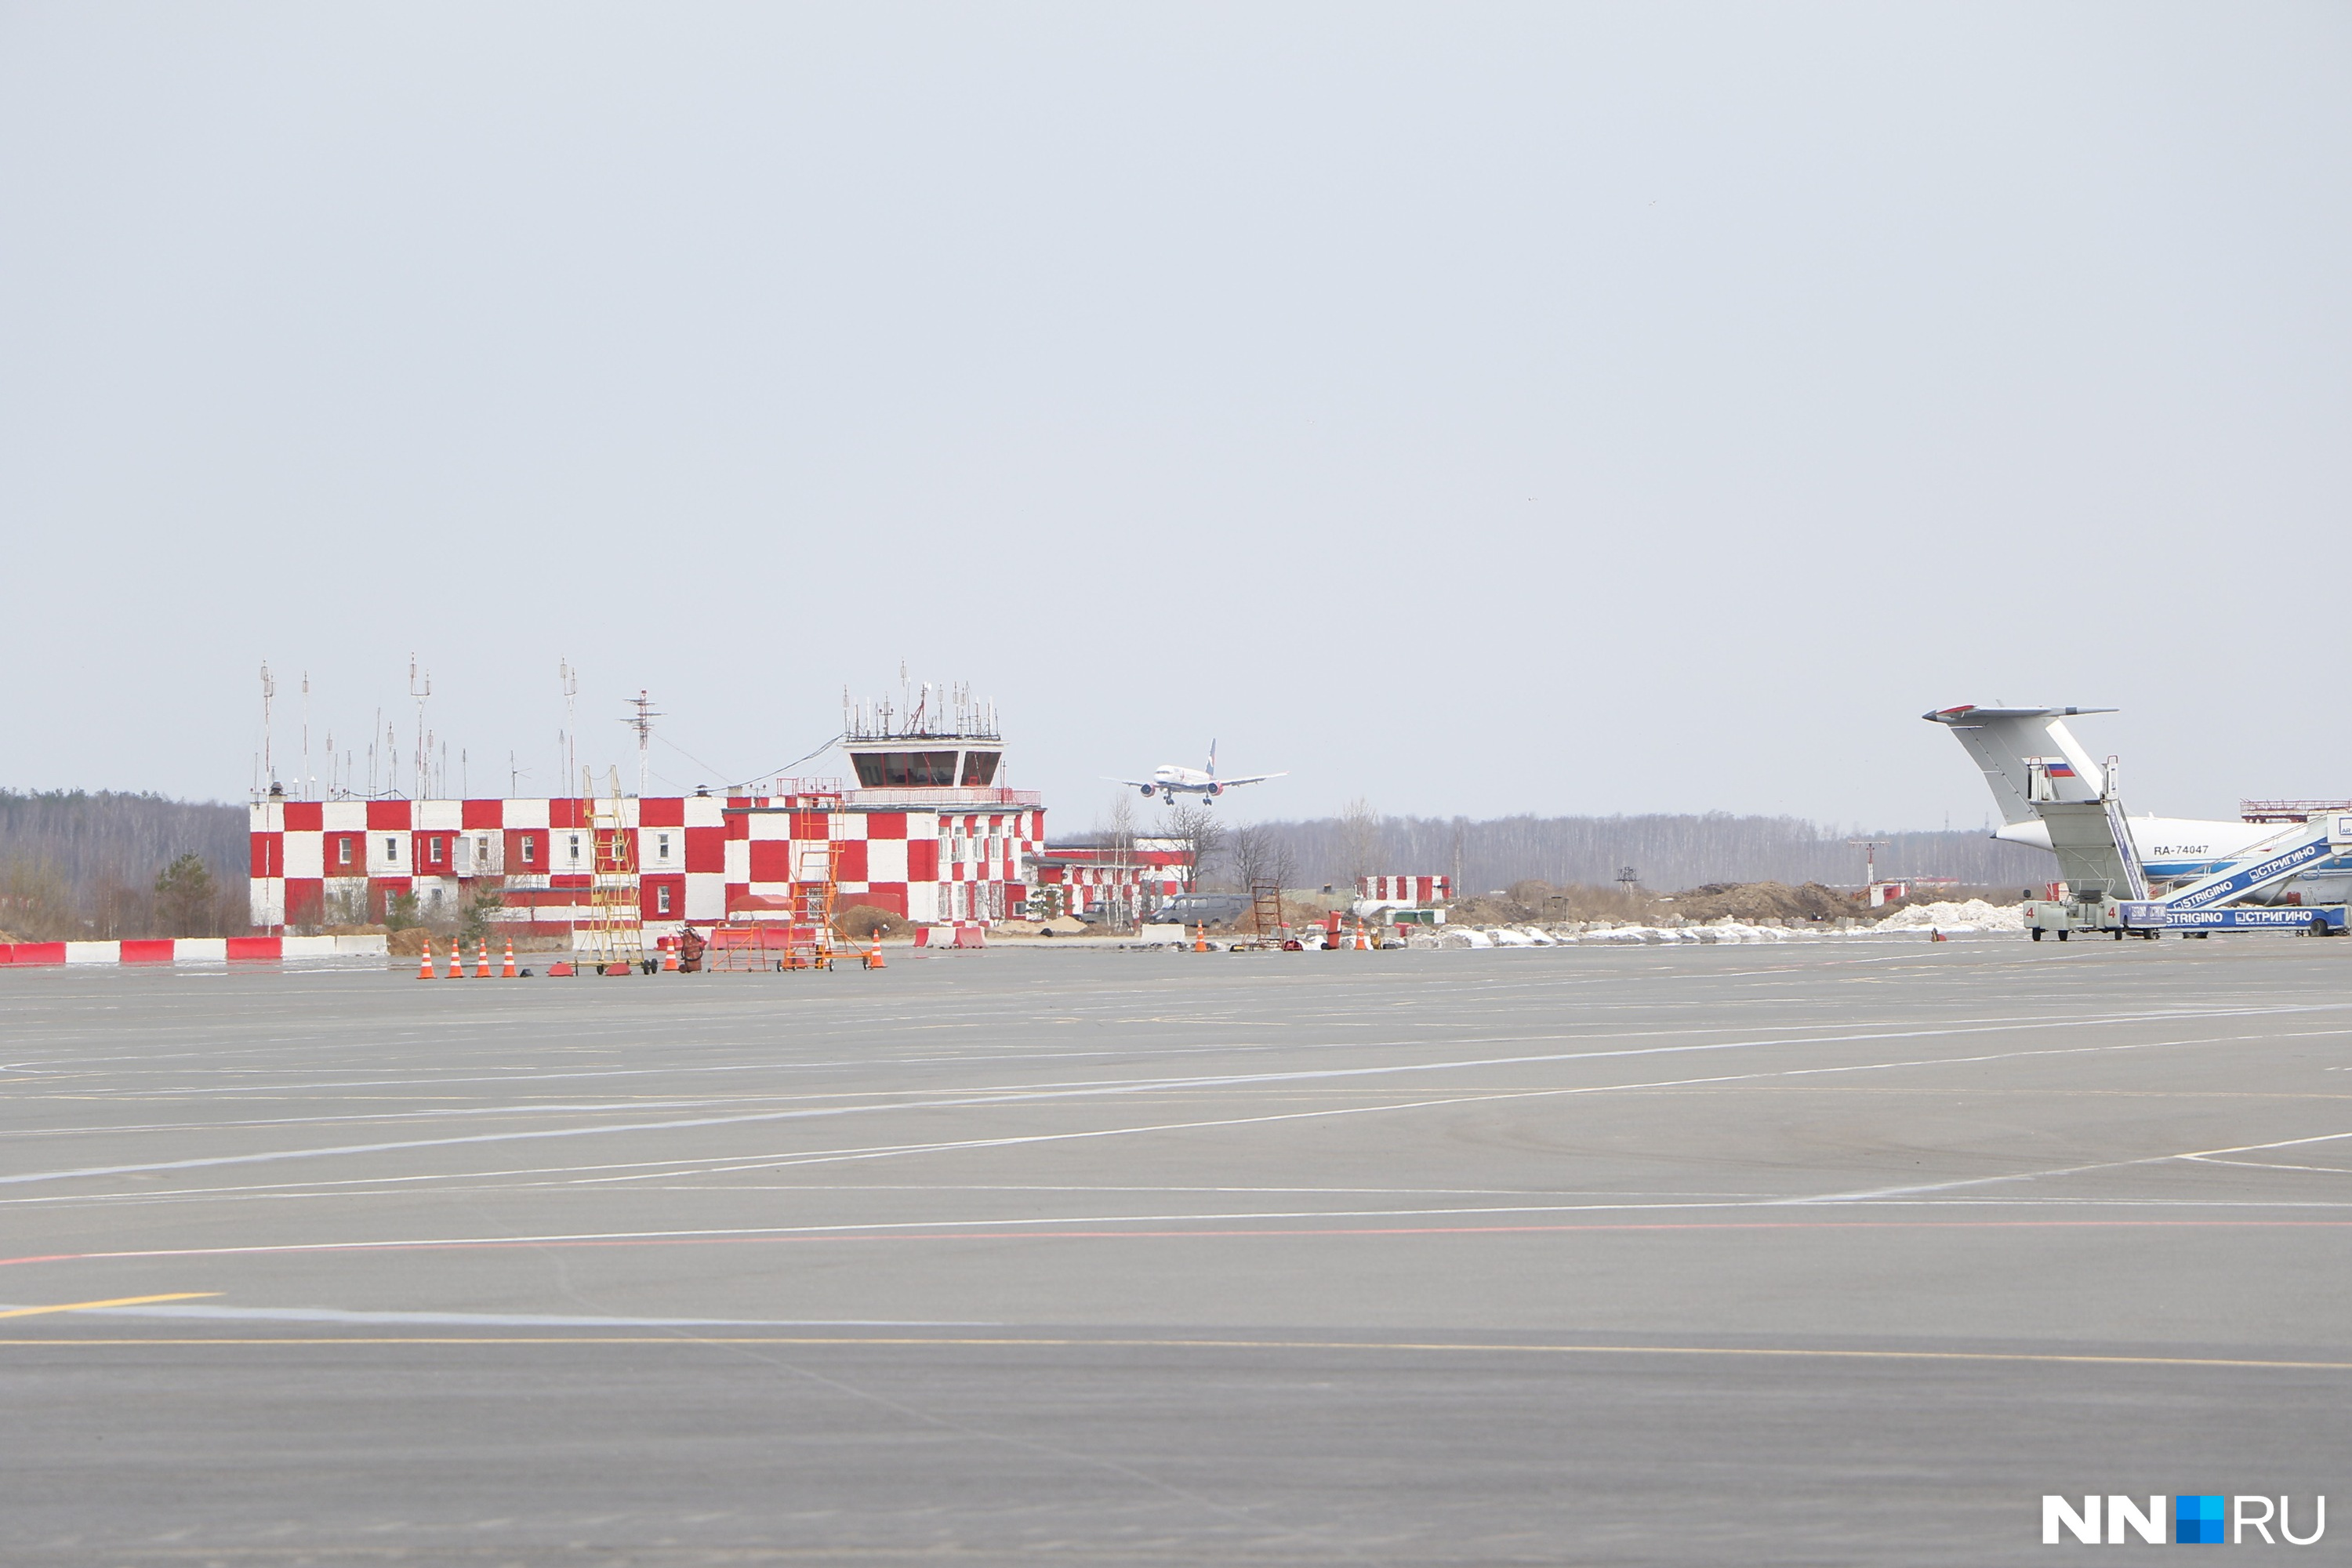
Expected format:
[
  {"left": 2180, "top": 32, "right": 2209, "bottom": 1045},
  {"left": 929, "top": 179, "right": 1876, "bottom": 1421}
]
[
  {"left": 0, "top": 1292, "right": 218, "bottom": 1319},
  {"left": 0, "top": 1334, "right": 2347, "bottom": 1372}
]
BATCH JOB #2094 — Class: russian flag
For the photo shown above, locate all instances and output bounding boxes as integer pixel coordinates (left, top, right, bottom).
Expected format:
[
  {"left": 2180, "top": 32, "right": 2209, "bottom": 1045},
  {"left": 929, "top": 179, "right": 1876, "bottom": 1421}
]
[{"left": 2045, "top": 761, "right": 2077, "bottom": 779}]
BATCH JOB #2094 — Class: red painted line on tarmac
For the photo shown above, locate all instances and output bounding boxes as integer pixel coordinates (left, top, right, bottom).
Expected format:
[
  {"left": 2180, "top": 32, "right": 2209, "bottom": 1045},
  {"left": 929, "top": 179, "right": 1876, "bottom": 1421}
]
[{"left": 4, "top": 1216, "right": 2350, "bottom": 1272}]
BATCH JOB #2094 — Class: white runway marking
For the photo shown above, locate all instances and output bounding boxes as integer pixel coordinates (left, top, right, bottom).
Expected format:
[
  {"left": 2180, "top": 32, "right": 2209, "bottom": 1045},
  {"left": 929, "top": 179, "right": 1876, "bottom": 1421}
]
[
  {"left": 5, "top": 1007, "right": 2326, "bottom": 1191},
  {"left": 56, "top": 1305, "right": 996, "bottom": 1328}
]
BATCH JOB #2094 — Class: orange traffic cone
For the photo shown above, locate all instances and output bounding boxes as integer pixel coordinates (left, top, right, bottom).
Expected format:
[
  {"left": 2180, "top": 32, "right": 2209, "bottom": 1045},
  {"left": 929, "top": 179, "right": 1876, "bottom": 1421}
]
[
  {"left": 661, "top": 938, "right": 679, "bottom": 972},
  {"left": 501, "top": 938, "right": 517, "bottom": 978},
  {"left": 417, "top": 938, "right": 435, "bottom": 980},
  {"left": 1192, "top": 924, "right": 1207, "bottom": 953},
  {"left": 864, "top": 934, "right": 886, "bottom": 970},
  {"left": 443, "top": 940, "right": 463, "bottom": 979},
  {"left": 474, "top": 938, "right": 491, "bottom": 978}
]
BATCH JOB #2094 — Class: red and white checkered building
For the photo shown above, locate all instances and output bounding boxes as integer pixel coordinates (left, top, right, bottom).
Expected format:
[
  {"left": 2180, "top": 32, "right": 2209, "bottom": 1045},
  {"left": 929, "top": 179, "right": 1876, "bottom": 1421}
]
[
  {"left": 1357, "top": 874, "right": 1452, "bottom": 908},
  {"left": 1025, "top": 838, "right": 1196, "bottom": 924},
  {"left": 249, "top": 726, "right": 1045, "bottom": 937}
]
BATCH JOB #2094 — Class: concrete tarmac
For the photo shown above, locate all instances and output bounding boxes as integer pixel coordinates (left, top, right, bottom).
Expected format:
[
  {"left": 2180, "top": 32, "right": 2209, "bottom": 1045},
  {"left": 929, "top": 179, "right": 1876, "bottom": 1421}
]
[{"left": 2, "top": 938, "right": 2348, "bottom": 1563}]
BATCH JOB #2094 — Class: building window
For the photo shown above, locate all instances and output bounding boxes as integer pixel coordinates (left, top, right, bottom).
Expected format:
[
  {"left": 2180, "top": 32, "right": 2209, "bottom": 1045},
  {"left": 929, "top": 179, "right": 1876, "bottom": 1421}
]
[
  {"left": 337, "top": 837, "right": 352, "bottom": 866},
  {"left": 656, "top": 884, "right": 672, "bottom": 915},
  {"left": 521, "top": 836, "right": 536, "bottom": 865},
  {"left": 658, "top": 833, "right": 671, "bottom": 861},
  {"left": 854, "top": 750, "right": 960, "bottom": 787},
  {"left": 384, "top": 837, "right": 399, "bottom": 862},
  {"left": 568, "top": 833, "right": 582, "bottom": 864},
  {"left": 476, "top": 836, "right": 490, "bottom": 862},
  {"left": 430, "top": 837, "right": 445, "bottom": 864}
]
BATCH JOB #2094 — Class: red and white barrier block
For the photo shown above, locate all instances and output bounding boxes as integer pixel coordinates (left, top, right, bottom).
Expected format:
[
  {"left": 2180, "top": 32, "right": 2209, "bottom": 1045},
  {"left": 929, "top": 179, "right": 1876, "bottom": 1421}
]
[{"left": 0, "top": 935, "right": 390, "bottom": 967}]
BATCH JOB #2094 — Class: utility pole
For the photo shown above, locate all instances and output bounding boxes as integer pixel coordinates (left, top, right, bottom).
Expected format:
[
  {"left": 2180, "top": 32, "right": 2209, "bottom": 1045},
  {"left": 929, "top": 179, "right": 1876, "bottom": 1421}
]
[{"left": 1847, "top": 838, "right": 1891, "bottom": 891}]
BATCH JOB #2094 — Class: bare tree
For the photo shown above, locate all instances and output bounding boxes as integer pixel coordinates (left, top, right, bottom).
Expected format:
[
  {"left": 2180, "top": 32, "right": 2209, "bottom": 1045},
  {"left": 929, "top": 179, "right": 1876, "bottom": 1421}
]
[
  {"left": 1338, "top": 797, "right": 1384, "bottom": 889},
  {"left": 1160, "top": 803, "right": 1230, "bottom": 892},
  {"left": 1231, "top": 823, "right": 1271, "bottom": 893},
  {"left": 1102, "top": 790, "right": 1138, "bottom": 859},
  {"left": 0, "top": 859, "right": 75, "bottom": 941},
  {"left": 1077, "top": 791, "right": 1140, "bottom": 925},
  {"left": 1232, "top": 823, "right": 1298, "bottom": 895}
]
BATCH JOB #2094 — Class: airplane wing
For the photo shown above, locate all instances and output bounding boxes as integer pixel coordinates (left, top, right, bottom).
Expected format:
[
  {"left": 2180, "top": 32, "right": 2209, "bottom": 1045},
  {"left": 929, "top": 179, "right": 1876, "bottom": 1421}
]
[
  {"left": 1102, "top": 777, "right": 1158, "bottom": 789},
  {"left": 1212, "top": 772, "right": 1287, "bottom": 787}
]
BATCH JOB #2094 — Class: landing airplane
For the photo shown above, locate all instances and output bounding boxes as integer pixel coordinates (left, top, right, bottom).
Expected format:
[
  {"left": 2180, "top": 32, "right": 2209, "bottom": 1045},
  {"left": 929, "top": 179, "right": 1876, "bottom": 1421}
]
[
  {"left": 1924, "top": 704, "right": 2352, "bottom": 903},
  {"left": 1109, "top": 742, "right": 1285, "bottom": 805}
]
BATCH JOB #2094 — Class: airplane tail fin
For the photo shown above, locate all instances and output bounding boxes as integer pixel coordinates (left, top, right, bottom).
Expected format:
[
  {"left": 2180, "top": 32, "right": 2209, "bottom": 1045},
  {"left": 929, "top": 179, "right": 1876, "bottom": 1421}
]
[
  {"left": 1207, "top": 739, "right": 1217, "bottom": 780},
  {"left": 1922, "top": 706, "right": 2114, "bottom": 825}
]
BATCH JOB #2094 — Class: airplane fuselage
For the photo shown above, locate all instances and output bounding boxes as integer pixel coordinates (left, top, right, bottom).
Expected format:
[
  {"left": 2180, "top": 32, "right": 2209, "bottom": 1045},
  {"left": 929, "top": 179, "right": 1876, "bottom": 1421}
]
[
  {"left": 1142, "top": 765, "right": 1222, "bottom": 802},
  {"left": 1996, "top": 815, "right": 2352, "bottom": 903}
]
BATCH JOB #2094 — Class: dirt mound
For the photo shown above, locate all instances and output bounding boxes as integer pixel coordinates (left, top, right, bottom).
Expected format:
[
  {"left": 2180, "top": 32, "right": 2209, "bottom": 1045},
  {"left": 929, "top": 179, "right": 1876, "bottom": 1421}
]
[
  {"left": 1668, "top": 881, "right": 1853, "bottom": 924},
  {"left": 834, "top": 904, "right": 911, "bottom": 941}
]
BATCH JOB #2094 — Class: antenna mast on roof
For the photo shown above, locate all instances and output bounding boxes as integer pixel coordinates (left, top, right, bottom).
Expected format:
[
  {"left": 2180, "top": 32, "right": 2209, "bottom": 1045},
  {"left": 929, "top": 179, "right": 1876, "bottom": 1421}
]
[
  {"left": 559, "top": 659, "right": 579, "bottom": 790},
  {"left": 408, "top": 653, "right": 431, "bottom": 800},
  {"left": 259, "top": 662, "right": 276, "bottom": 793},
  {"left": 626, "top": 689, "right": 662, "bottom": 797}
]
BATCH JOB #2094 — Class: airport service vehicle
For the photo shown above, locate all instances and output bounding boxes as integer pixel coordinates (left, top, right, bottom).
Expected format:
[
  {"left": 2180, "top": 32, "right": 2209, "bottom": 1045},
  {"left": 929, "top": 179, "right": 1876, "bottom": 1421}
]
[
  {"left": 1109, "top": 741, "right": 1286, "bottom": 805},
  {"left": 1149, "top": 892, "right": 1254, "bottom": 927},
  {"left": 1926, "top": 705, "right": 2352, "bottom": 938}
]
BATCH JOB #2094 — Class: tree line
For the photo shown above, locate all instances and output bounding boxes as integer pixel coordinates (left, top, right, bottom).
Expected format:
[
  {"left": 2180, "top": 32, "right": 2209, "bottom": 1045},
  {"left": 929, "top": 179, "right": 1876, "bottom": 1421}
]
[
  {"left": 0, "top": 790, "right": 249, "bottom": 940},
  {"left": 1077, "top": 801, "right": 2052, "bottom": 895}
]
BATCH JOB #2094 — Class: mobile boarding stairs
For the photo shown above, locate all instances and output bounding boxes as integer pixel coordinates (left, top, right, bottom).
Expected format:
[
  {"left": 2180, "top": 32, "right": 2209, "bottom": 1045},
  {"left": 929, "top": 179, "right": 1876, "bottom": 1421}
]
[{"left": 2024, "top": 762, "right": 2352, "bottom": 940}]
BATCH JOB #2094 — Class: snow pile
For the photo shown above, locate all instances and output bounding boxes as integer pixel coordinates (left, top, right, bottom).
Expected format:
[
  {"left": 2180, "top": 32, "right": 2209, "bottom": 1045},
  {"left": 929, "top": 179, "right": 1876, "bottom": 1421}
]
[
  {"left": 1874, "top": 898, "right": 2024, "bottom": 933},
  {"left": 1696, "top": 922, "right": 1806, "bottom": 943}
]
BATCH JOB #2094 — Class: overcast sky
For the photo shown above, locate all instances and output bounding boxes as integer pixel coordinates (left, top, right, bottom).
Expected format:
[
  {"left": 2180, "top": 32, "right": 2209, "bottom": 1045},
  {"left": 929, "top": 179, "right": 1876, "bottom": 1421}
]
[{"left": 3, "top": 4, "right": 2346, "bottom": 831}]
